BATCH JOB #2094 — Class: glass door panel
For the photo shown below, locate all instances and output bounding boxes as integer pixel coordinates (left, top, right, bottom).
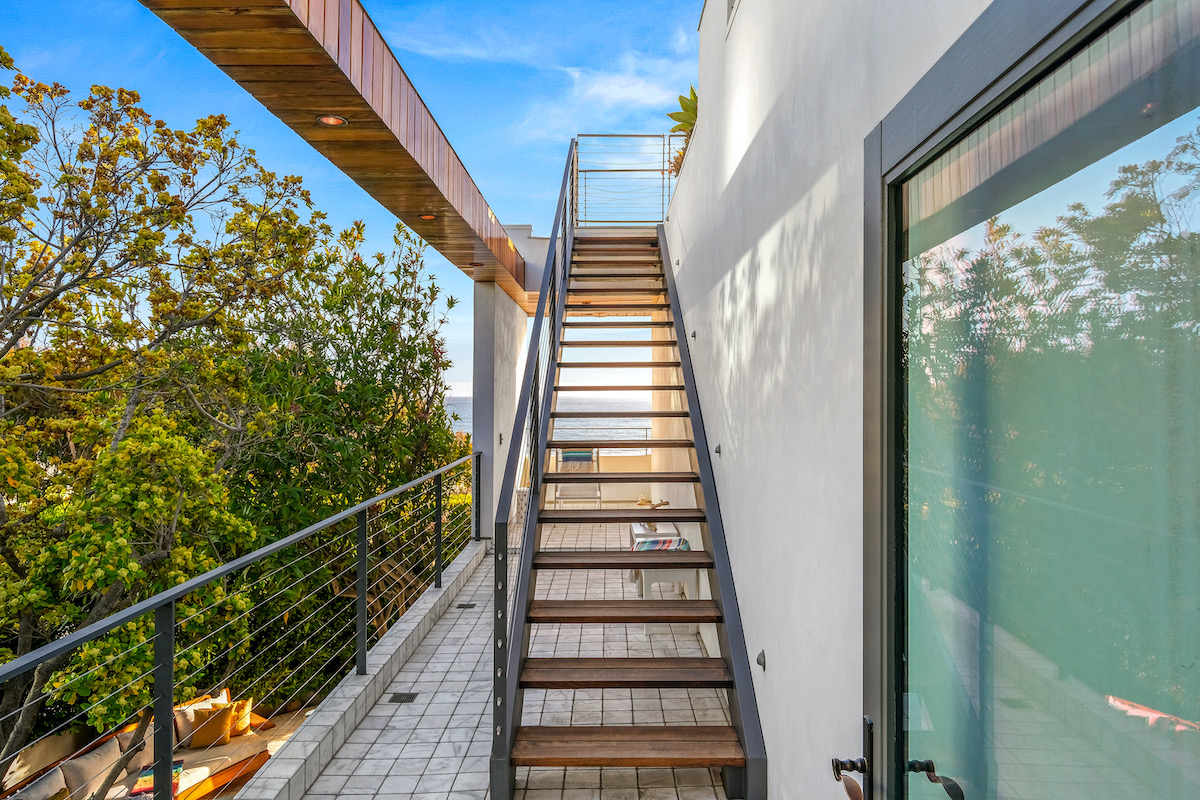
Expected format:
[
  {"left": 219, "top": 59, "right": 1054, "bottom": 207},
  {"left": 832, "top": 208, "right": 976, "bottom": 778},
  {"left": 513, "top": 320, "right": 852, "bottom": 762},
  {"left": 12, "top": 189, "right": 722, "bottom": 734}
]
[{"left": 900, "top": 1, "right": 1200, "bottom": 797}]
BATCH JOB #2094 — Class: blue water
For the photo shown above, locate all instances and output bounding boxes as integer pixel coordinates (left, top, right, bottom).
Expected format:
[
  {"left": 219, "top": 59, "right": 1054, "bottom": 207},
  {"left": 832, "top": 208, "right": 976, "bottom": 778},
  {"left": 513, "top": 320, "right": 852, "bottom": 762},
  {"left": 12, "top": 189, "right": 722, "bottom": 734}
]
[
  {"left": 445, "top": 395, "right": 654, "bottom": 452},
  {"left": 446, "top": 396, "right": 472, "bottom": 434}
]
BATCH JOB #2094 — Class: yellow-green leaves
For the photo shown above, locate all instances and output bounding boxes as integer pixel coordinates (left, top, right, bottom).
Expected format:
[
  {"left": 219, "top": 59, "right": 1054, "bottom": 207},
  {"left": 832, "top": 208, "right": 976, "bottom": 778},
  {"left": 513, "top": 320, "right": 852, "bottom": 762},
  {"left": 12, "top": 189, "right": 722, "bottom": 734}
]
[{"left": 668, "top": 86, "right": 697, "bottom": 134}]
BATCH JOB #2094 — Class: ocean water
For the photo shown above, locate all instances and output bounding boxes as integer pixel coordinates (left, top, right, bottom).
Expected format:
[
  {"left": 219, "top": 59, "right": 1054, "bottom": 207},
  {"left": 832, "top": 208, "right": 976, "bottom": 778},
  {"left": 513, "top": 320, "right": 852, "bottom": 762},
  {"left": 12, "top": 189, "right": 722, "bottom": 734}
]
[
  {"left": 446, "top": 396, "right": 472, "bottom": 434},
  {"left": 445, "top": 394, "right": 654, "bottom": 452}
]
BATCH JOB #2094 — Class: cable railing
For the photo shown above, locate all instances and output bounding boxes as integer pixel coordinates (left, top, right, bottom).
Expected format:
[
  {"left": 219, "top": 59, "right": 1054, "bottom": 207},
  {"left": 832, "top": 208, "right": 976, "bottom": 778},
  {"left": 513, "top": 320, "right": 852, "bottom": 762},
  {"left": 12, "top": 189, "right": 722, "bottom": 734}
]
[
  {"left": 573, "top": 134, "right": 685, "bottom": 226},
  {"left": 491, "top": 140, "right": 575, "bottom": 797},
  {"left": 0, "top": 453, "right": 480, "bottom": 800}
]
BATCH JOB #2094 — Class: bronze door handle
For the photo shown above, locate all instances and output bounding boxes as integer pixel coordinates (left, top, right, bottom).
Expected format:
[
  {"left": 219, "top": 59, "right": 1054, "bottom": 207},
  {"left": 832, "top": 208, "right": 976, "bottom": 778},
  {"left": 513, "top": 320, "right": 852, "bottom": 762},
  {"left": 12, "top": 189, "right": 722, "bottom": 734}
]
[{"left": 908, "top": 760, "right": 965, "bottom": 800}]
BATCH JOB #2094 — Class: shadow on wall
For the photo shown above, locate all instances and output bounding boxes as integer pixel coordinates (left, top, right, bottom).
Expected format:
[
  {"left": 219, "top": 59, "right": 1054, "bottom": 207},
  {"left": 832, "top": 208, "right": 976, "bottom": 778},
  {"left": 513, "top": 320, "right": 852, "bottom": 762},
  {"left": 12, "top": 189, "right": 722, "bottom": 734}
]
[{"left": 670, "top": 75, "right": 863, "bottom": 522}]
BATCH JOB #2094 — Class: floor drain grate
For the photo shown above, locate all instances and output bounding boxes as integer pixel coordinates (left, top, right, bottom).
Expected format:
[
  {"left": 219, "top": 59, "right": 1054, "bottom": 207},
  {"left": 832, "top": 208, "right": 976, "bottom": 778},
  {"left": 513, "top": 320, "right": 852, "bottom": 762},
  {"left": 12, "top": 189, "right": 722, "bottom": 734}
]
[
  {"left": 388, "top": 692, "right": 418, "bottom": 704},
  {"left": 457, "top": 603, "right": 477, "bottom": 609}
]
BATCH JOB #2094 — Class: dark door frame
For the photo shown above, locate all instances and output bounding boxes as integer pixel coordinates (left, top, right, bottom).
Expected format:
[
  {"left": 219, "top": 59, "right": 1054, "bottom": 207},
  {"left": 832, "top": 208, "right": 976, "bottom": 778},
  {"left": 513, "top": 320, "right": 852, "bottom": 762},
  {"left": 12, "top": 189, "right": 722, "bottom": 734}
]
[{"left": 862, "top": 0, "right": 1141, "bottom": 796}]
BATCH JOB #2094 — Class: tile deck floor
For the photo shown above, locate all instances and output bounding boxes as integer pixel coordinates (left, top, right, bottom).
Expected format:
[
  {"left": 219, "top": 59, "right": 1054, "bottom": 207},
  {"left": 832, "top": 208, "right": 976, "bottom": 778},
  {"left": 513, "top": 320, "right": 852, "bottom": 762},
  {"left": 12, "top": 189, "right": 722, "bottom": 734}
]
[{"left": 300, "top": 520, "right": 731, "bottom": 800}]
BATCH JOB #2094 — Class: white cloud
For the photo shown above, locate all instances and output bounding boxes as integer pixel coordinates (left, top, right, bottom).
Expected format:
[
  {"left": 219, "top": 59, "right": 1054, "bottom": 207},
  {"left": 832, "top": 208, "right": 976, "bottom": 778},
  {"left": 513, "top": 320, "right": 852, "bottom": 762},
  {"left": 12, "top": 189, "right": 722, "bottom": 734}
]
[
  {"left": 672, "top": 27, "right": 694, "bottom": 56},
  {"left": 578, "top": 73, "right": 674, "bottom": 108},
  {"left": 393, "top": 30, "right": 537, "bottom": 65},
  {"left": 516, "top": 52, "right": 693, "bottom": 141},
  {"left": 383, "top": 10, "right": 539, "bottom": 65}
]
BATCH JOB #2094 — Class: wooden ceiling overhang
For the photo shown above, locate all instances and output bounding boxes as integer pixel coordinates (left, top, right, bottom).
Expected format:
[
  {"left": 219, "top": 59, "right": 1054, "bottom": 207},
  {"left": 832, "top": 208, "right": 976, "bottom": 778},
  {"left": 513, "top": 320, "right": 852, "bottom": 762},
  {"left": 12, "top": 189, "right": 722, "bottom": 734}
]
[{"left": 140, "top": 0, "right": 532, "bottom": 310}]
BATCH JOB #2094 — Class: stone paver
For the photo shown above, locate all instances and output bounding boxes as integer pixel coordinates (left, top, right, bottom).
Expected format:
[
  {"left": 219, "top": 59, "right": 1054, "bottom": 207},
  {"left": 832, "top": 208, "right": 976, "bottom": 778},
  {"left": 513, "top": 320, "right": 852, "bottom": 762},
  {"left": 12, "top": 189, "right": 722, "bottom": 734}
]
[{"left": 300, "top": 519, "right": 731, "bottom": 800}]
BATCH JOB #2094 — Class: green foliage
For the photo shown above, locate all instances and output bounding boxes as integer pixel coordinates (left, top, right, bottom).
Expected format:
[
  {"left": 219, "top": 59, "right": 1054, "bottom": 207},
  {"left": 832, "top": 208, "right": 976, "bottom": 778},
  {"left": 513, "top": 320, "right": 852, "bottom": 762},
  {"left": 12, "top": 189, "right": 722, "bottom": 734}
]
[
  {"left": 668, "top": 86, "right": 697, "bottom": 176},
  {"left": 0, "top": 51, "right": 463, "bottom": 765},
  {"left": 0, "top": 47, "right": 38, "bottom": 246},
  {"left": 667, "top": 86, "right": 697, "bottom": 135},
  {"left": 226, "top": 222, "right": 459, "bottom": 539}
]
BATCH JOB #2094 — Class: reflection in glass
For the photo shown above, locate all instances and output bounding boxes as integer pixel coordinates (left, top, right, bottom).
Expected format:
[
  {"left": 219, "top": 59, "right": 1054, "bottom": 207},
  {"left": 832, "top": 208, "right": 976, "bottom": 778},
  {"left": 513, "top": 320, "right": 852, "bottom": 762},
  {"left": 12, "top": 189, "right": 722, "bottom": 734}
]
[{"left": 900, "top": 1, "right": 1200, "bottom": 797}]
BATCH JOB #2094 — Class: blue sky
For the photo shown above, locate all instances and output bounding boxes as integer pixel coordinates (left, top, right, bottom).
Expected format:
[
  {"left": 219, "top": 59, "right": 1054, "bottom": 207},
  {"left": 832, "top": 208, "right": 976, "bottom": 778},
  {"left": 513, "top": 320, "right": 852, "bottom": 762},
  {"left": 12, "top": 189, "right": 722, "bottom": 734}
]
[{"left": 0, "top": 0, "right": 699, "bottom": 394}]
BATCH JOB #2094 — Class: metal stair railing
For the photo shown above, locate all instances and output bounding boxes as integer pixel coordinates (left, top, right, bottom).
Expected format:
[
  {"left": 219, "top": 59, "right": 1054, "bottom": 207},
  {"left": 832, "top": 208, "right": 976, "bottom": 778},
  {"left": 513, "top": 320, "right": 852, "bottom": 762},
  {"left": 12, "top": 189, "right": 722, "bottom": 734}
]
[
  {"left": 491, "top": 140, "right": 576, "bottom": 799},
  {"left": 658, "top": 223, "right": 769, "bottom": 799}
]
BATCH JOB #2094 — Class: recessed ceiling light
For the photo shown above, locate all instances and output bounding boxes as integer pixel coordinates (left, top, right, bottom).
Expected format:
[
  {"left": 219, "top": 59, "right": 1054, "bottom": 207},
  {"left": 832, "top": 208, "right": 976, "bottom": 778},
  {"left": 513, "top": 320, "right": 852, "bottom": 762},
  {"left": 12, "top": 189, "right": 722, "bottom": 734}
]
[
  {"left": 315, "top": 115, "right": 348, "bottom": 127},
  {"left": 420, "top": 214, "right": 437, "bottom": 220}
]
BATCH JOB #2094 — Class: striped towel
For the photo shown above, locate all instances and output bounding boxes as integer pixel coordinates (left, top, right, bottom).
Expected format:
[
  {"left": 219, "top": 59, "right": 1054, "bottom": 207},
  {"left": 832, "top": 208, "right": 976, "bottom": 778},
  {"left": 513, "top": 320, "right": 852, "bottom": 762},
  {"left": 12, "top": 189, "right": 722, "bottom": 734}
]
[{"left": 631, "top": 537, "right": 691, "bottom": 552}]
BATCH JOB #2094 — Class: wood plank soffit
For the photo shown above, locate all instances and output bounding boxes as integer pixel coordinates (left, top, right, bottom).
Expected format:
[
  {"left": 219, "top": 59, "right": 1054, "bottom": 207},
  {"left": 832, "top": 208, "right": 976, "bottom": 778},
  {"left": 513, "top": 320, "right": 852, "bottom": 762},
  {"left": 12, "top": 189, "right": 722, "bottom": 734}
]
[{"left": 139, "top": 0, "right": 532, "bottom": 311}]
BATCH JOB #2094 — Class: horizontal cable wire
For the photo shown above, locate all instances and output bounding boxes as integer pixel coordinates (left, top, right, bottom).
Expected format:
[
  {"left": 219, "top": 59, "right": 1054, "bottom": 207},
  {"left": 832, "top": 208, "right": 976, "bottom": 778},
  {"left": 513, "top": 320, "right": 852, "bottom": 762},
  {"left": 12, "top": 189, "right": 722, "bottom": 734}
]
[
  {"left": 174, "top": 526, "right": 356, "bottom": 628},
  {"left": 0, "top": 632, "right": 158, "bottom": 730},
  {"left": 172, "top": 543, "right": 361, "bottom": 660},
  {"left": 172, "top": 557, "right": 363, "bottom": 689},
  {"left": 10, "top": 668, "right": 157, "bottom": 763},
  {"left": 197, "top": 598, "right": 359, "bottom": 704}
]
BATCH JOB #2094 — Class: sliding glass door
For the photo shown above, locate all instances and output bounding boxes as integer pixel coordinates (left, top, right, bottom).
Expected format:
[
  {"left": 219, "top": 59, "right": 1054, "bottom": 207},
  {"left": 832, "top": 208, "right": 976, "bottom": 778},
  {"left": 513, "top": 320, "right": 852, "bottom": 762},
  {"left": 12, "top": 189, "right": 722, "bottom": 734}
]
[{"left": 899, "top": 1, "right": 1200, "bottom": 797}]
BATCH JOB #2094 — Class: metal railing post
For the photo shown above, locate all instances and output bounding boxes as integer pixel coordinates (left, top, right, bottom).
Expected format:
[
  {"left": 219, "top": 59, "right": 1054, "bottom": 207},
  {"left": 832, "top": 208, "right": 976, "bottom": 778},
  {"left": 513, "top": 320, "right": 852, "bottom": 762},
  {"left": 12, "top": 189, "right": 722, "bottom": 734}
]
[
  {"left": 434, "top": 472, "right": 444, "bottom": 588},
  {"left": 356, "top": 509, "right": 368, "bottom": 675},
  {"left": 152, "top": 602, "right": 174, "bottom": 800},
  {"left": 473, "top": 453, "right": 481, "bottom": 541}
]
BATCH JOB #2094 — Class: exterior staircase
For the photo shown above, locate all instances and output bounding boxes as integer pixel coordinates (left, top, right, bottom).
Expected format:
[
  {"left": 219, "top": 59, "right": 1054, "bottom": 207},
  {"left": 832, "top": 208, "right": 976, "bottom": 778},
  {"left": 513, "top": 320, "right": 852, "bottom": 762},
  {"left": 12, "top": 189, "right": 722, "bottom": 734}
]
[{"left": 491, "top": 213, "right": 767, "bottom": 798}]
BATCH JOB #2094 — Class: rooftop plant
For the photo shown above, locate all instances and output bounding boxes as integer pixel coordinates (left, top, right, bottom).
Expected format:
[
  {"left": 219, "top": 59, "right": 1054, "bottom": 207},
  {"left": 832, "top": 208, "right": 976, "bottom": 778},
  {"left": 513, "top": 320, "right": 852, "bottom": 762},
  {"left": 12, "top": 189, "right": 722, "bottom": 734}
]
[{"left": 668, "top": 86, "right": 697, "bottom": 177}]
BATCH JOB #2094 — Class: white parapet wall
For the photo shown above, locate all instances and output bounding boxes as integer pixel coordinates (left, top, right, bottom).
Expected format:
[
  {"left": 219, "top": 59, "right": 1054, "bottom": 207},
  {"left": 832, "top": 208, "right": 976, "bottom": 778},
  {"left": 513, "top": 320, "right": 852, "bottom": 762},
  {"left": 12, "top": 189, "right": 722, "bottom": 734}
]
[
  {"left": 473, "top": 282, "right": 529, "bottom": 536},
  {"left": 235, "top": 541, "right": 488, "bottom": 800}
]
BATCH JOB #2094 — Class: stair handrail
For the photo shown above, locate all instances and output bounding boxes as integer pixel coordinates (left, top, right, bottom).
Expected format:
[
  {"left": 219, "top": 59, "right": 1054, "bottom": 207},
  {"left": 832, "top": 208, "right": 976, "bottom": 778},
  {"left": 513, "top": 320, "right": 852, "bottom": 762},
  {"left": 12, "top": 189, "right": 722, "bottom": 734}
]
[
  {"left": 658, "top": 224, "right": 769, "bottom": 798},
  {"left": 491, "top": 139, "right": 576, "bottom": 796}
]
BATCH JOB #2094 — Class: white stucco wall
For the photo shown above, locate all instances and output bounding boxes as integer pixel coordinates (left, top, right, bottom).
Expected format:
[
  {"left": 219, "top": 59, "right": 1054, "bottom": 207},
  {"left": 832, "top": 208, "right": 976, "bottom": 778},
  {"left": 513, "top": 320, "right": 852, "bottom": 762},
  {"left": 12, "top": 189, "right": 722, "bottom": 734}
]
[
  {"left": 473, "top": 282, "right": 528, "bottom": 536},
  {"left": 505, "top": 224, "right": 550, "bottom": 292},
  {"left": 663, "top": 1, "right": 990, "bottom": 796}
]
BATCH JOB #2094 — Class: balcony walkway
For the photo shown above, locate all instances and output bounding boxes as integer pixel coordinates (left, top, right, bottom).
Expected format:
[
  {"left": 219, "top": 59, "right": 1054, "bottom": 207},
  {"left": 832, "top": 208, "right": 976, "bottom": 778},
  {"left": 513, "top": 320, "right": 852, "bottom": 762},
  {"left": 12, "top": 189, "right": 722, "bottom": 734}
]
[{"left": 298, "top": 527, "right": 731, "bottom": 800}]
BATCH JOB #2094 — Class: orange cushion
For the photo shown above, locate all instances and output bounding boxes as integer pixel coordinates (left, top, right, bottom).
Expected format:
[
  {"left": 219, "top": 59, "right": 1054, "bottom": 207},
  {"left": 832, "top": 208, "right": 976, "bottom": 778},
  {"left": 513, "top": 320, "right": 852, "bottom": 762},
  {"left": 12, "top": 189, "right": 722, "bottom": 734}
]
[
  {"left": 230, "top": 699, "right": 253, "bottom": 737},
  {"left": 189, "top": 705, "right": 233, "bottom": 749},
  {"left": 173, "top": 696, "right": 214, "bottom": 746},
  {"left": 248, "top": 711, "right": 276, "bottom": 732}
]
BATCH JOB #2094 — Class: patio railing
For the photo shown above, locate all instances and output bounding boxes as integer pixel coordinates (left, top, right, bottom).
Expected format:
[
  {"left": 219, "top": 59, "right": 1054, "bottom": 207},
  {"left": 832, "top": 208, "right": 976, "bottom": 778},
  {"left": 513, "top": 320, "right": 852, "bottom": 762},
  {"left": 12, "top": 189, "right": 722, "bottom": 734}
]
[{"left": 0, "top": 453, "right": 480, "bottom": 800}]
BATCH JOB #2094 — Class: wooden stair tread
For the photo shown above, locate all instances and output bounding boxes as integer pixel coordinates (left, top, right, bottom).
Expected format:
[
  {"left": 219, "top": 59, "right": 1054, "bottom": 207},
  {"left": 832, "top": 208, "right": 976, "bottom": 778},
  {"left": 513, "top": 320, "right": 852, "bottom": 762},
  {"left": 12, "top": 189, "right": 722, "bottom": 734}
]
[
  {"left": 521, "top": 657, "right": 730, "bottom": 688},
  {"left": 557, "top": 361, "right": 681, "bottom": 368},
  {"left": 572, "top": 254, "right": 662, "bottom": 260},
  {"left": 562, "top": 321, "right": 675, "bottom": 328},
  {"left": 551, "top": 410, "right": 688, "bottom": 418},
  {"left": 568, "top": 273, "right": 665, "bottom": 280},
  {"left": 572, "top": 263, "right": 662, "bottom": 269},
  {"left": 547, "top": 439, "right": 693, "bottom": 449},
  {"left": 573, "top": 237, "right": 658, "bottom": 245},
  {"left": 568, "top": 288, "right": 665, "bottom": 294},
  {"left": 571, "top": 252, "right": 660, "bottom": 258},
  {"left": 573, "top": 251, "right": 661, "bottom": 257},
  {"left": 554, "top": 385, "right": 685, "bottom": 391},
  {"left": 570, "top": 273, "right": 663, "bottom": 278},
  {"left": 566, "top": 304, "right": 671, "bottom": 311},
  {"left": 559, "top": 340, "right": 677, "bottom": 347},
  {"left": 533, "top": 550, "right": 714, "bottom": 569},
  {"left": 512, "top": 726, "right": 743, "bottom": 767},
  {"left": 540, "top": 507, "right": 705, "bottom": 522},
  {"left": 543, "top": 471, "right": 699, "bottom": 483},
  {"left": 528, "top": 600, "right": 721, "bottom": 624},
  {"left": 571, "top": 267, "right": 663, "bottom": 272}
]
